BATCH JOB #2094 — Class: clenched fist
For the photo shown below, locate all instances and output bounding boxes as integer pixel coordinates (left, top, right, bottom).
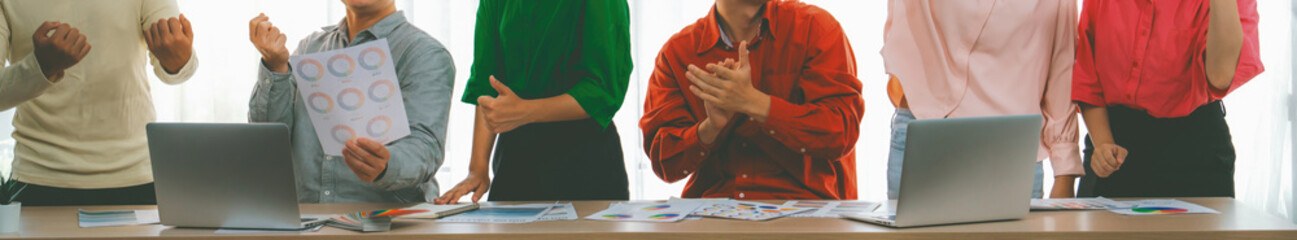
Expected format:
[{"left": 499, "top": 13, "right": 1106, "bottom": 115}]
[
  {"left": 248, "top": 13, "right": 289, "bottom": 73},
  {"left": 145, "top": 14, "right": 194, "bottom": 74},
  {"left": 32, "top": 21, "right": 91, "bottom": 81}
]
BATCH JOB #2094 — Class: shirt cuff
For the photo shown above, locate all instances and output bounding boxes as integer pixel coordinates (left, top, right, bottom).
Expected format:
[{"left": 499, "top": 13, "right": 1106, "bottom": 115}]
[
  {"left": 20, "top": 54, "right": 57, "bottom": 87},
  {"left": 258, "top": 60, "right": 293, "bottom": 85},
  {"left": 1048, "top": 141, "right": 1084, "bottom": 176},
  {"left": 155, "top": 53, "right": 199, "bottom": 84}
]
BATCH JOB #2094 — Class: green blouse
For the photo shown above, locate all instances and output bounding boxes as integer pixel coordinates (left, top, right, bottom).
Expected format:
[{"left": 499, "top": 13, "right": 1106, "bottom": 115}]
[{"left": 461, "top": 0, "right": 632, "bottom": 129}]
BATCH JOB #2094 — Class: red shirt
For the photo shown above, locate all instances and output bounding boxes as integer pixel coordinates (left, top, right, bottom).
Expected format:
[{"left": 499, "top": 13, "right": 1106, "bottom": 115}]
[
  {"left": 1073, "top": 0, "right": 1263, "bottom": 118},
  {"left": 639, "top": 0, "right": 862, "bottom": 200}
]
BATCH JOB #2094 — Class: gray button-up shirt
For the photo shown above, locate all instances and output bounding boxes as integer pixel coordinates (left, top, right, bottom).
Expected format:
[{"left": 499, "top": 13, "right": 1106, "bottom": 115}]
[{"left": 249, "top": 12, "right": 452, "bottom": 203}]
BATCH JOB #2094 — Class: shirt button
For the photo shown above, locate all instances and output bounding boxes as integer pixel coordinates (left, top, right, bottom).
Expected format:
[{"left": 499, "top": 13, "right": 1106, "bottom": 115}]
[
  {"left": 739, "top": 193, "right": 746, "bottom": 198},
  {"left": 741, "top": 174, "right": 749, "bottom": 178},
  {"left": 768, "top": 130, "right": 776, "bottom": 135},
  {"left": 323, "top": 190, "right": 332, "bottom": 196},
  {"left": 800, "top": 148, "right": 806, "bottom": 153},
  {"left": 699, "top": 152, "right": 706, "bottom": 157},
  {"left": 1132, "top": 62, "right": 1140, "bottom": 67},
  {"left": 683, "top": 170, "right": 690, "bottom": 174}
]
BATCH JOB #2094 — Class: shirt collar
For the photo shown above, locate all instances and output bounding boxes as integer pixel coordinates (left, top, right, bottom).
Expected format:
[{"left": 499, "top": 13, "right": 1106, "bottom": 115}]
[
  {"left": 695, "top": 2, "right": 776, "bottom": 55},
  {"left": 324, "top": 11, "right": 407, "bottom": 41}
]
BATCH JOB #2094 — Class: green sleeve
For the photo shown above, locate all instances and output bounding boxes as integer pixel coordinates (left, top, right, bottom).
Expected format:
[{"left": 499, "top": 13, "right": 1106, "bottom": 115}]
[
  {"left": 566, "top": 0, "right": 633, "bottom": 129},
  {"left": 461, "top": 0, "right": 501, "bottom": 105}
]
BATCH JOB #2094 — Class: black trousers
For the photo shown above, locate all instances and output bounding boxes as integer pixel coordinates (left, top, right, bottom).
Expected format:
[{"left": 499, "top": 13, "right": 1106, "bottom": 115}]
[
  {"left": 487, "top": 119, "right": 630, "bottom": 201},
  {"left": 14, "top": 182, "right": 157, "bottom": 206},
  {"left": 1078, "top": 101, "right": 1235, "bottom": 198}
]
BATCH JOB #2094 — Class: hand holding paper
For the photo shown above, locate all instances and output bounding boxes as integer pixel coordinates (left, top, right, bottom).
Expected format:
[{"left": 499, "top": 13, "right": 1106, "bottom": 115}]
[{"left": 343, "top": 138, "right": 390, "bottom": 182}]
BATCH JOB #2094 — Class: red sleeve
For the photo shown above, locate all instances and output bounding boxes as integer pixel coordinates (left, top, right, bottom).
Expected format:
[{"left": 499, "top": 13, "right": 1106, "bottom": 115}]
[
  {"left": 1208, "top": 0, "right": 1264, "bottom": 98},
  {"left": 738, "top": 14, "right": 862, "bottom": 162},
  {"left": 1071, "top": 0, "right": 1106, "bottom": 107},
  {"left": 640, "top": 46, "right": 727, "bottom": 183}
]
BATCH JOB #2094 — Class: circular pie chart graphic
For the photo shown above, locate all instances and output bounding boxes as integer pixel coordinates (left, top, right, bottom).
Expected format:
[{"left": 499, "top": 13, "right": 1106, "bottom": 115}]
[
  {"left": 331, "top": 125, "right": 356, "bottom": 143},
  {"left": 327, "top": 54, "right": 356, "bottom": 77},
  {"left": 367, "top": 116, "right": 392, "bottom": 137},
  {"left": 337, "top": 88, "right": 365, "bottom": 110},
  {"left": 1131, "top": 207, "right": 1188, "bottom": 214},
  {"left": 296, "top": 59, "right": 324, "bottom": 82},
  {"left": 307, "top": 92, "right": 334, "bottom": 113},
  {"left": 368, "top": 80, "right": 397, "bottom": 102},
  {"left": 648, "top": 213, "right": 680, "bottom": 220},
  {"left": 358, "top": 47, "right": 387, "bottom": 70},
  {"left": 641, "top": 204, "right": 670, "bottom": 211}
]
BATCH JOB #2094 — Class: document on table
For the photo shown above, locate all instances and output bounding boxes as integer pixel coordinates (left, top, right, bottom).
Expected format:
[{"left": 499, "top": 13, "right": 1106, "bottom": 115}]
[
  {"left": 781, "top": 200, "right": 881, "bottom": 218},
  {"left": 691, "top": 200, "right": 812, "bottom": 221},
  {"left": 1107, "top": 199, "right": 1220, "bottom": 216},
  {"left": 525, "top": 203, "right": 578, "bottom": 221},
  {"left": 289, "top": 39, "right": 410, "bottom": 155},
  {"left": 586, "top": 201, "right": 704, "bottom": 222},
  {"left": 436, "top": 205, "right": 553, "bottom": 223},
  {"left": 1031, "top": 197, "right": 1133, "bottom": 210},
  {"left": 77, "top": 209, "right": 160, "bottom": 228}
]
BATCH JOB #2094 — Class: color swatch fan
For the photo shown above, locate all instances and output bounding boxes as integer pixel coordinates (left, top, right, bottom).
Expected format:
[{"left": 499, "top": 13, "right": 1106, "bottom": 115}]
[
  {"left": 289, "top": 39, "right": 411, "bottom": 155},
  {"left": 1107, "top": 199, "right": 1219, "bottom": 216}
]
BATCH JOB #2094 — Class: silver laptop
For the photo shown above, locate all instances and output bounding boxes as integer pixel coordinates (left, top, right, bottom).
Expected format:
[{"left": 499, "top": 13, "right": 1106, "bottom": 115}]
[
  {"left": 846, "top": 114, "right": 1041, "bottom": 228},
  {"left": 147, "top": 123, "right": 325, "bottom": 230}
]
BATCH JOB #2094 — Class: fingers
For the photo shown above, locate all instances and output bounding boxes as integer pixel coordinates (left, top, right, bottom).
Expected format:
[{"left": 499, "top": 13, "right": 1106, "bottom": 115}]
[
  {"left": 76, "top": 40, "right": 92, "bottom": 59},
  {"left": 342, "top": 149, "right": 377, "bottom": 181},
  {"left": 356, "top": 138, "right": 391, "bottom": 160},
  {"left": 167, "top": 18, "right": 183, "bottom": 39},
  {"left": 33, "top": 21, "right": 59, "bottom": 43},
  {"left": 1114, "top": 146, "right": 1128, "bottom": 166},
  {"left": 706, "top": 62, "right": 741, "bottom": 80},
  {"left": 180, "top": 14, "right": 194, "bottom": 38},
  {"left": 144, "top": 22, "right": 156, "bottom": 47},
  {"left": 249, "top": 14, "right": 268, "bottom": 41},
  {"left": 471, "top": 182, "right": 488, "bottom": 202},
  {"left": 345, "top": 140, "right": 383, "bottom": 168},
  {"left": 157, "top": 18, "right": 172, "bottom": 39},
  {"left": 685, "top": 69, "right": 723, "bottom": 95},
  {"left": 689, "top": 85, "right": 723, "bottom": 104},
  {"left": 489, "top": 76, "right": 515, "bottom": 96},
  {"left": 49, "top": 24, "right": 72, "bottom": 43},
  {"left": 737, "top": 40, "right": 750, "bottom": 68}
]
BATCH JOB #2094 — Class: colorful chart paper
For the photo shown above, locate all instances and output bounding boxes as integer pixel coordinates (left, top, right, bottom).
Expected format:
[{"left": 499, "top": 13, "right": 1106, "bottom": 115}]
[
  {"left": 1030, "top": 197, "right": 1133, "bottom": 211},
  {"left": 1107, "top": 199, "right": 1220, "bottom": 216},
  {"left": 437, "top": 205, "right": 552, "bottom": 223},
  {"left": 585, "top": 201, "right": 705, "bottom": 222},
  {"left": 289, "top": 39, "right": 410, "bottom": 155},
  {"left": 693, "top": 200, "right": 811, "bottom": 221},
  {"left": 781, "top": 200, "right": 881, "bottom": 218}
]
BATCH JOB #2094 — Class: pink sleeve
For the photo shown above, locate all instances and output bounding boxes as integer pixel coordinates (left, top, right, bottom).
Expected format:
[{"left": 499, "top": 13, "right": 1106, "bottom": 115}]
[
  {"left": 1208, "top": 0, "right": 1264, "bottom": 98},
  {"left": 1044, "top": 0, "right": 1083, "bottom": 176}
]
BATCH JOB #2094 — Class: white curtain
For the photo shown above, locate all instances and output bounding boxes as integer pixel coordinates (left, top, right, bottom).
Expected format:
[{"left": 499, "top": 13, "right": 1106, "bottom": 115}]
[{"left": 0, "top": 0, "right": 1290, "bottom": 221}]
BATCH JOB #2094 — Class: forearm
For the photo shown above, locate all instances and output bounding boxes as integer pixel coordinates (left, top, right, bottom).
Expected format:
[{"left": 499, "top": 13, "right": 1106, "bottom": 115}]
[
  {"left": 0, "top": 55, "right": 56, "bottom": 111},
  {"left": 527, "top": 94, "right": 591, "bottom": 123},
  {"left": 468, "top": 107, "right": 497, "bottom": 176},
  {"left": 1078, "top": 103, "right": 1115, "bottom": 144},
  {"left": 1205, "top": 0, "right": 1244, "bottom": 90},
  {"left": 248, "top": 63, "right": 295, "bottom": 126}
]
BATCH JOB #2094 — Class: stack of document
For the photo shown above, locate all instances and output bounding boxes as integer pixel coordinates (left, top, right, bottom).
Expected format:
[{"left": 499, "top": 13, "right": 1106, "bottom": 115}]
[
  {"left": 586, "top": 199, "right": 812, "bottom": 222},
  {"left": 77, "top": 209, "right": 160, "bottom": 228},
  {"left": 437, "top": 204, "right": 554, "bottom": 224},
  {"left": 691, "top": 200, "right": 812, "bottom": 221}
]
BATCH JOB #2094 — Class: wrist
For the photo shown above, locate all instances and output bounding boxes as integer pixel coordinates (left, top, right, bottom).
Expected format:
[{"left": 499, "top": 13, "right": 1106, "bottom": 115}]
[
  {"left": 742, "top": 90, "right": 770, "bottom": 119},
  {"left": 262, "top": 58, "right": 288, "bottom": 73}
]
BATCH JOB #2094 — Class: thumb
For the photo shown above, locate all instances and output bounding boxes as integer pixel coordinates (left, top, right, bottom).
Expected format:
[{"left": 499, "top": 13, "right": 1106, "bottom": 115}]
[
  {"left": 489, "top": 76, "right": 515, "bottom": 97},
  {"left": 737, "top": 40, "right": 750, "bottom": 68}
]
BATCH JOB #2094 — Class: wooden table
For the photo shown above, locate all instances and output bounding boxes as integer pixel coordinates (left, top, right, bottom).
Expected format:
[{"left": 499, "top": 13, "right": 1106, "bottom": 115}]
[{"left": 1, "top": 198, "right": 1294, "bottom": 239}]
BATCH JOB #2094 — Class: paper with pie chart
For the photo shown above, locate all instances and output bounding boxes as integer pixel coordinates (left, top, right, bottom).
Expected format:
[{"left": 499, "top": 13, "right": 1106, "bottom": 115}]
[
  {"left": 585, "top": 201, "right": 705, "bottom": 222},
  {"left": 289, "top": 39, "right": 410, "bottom": 155},
  {"left": 1106, "top": 199, "right": 1219, "bottom": 216}
]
